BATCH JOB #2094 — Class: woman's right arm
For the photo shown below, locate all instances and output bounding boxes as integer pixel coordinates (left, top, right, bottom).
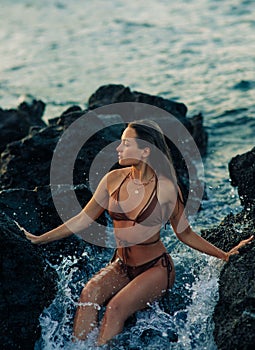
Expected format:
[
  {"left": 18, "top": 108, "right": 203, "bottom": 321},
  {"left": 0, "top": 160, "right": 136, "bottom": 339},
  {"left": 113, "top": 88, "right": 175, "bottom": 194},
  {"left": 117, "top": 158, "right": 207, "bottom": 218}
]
[{"left": 25, "top": 174, "right": 109, "bottom": 245}]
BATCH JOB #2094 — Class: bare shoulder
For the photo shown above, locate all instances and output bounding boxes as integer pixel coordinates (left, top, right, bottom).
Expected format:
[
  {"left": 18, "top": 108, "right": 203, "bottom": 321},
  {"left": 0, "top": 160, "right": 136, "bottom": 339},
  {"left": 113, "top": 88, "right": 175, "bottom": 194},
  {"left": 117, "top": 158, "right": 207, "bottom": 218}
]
[
  {"left": 106, "top": 167, "right": 131, "bottom": 192},
  {"left": 107, "top": 167, "right": 131, "bottom": 181},
  {"left": 157, "top": 175, "right": 177, "bottom": 204}
]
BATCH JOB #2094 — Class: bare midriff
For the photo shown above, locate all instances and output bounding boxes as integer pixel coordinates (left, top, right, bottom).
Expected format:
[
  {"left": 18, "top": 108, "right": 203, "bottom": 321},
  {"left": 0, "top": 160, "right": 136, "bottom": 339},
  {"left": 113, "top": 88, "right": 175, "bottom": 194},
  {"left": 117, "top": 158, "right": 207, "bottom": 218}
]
[{"left": 115, "top": 230, "right": 168, "bottom": 266}]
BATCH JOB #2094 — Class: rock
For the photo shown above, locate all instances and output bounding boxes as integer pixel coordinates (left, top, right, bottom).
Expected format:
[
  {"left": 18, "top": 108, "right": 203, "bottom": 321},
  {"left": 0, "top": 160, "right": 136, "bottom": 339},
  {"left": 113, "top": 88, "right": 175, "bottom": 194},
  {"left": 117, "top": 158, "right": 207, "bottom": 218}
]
[
  {"left": 202, "top": 146, "right": 255, "bottom": 350},
  {"left": 88, "top": 84, "right": 188, "bottom": 119},
  {"left": 0, "top": 184, "right": 106, "bottom": 348},
  {"left": 202, "top": 206, "right": 255, "bottom": 350},
  {"left": 0, "top": 85, "right": 209, "bottom": 348},
  {"left": 0, "top": 212, "right": 57, "bottom": 349},
  {"left": 229, "top": 146, "right": 255, "bottom": 207},
  {"left": 214, "top": 234, "right": 255, "bottom": 350},
  {"left": 0, "top": 99, "right": 46, "bottom": 153},
  {"left": 0, "top": 126, "right": 62, "bottom": 189},
  {"left": 87, "top": 84, "right": 208, "bottom": 155},
  {"left": 0, "top": 85, "right": 208, "bottom": 214}
]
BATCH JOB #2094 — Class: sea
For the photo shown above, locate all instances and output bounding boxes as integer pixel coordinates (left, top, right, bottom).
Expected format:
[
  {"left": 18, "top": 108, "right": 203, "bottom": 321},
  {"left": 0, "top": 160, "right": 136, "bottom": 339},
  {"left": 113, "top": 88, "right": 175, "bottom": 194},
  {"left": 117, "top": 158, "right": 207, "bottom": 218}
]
[{"left": 1, "top": 0, "right": 255, "bottom": 349}]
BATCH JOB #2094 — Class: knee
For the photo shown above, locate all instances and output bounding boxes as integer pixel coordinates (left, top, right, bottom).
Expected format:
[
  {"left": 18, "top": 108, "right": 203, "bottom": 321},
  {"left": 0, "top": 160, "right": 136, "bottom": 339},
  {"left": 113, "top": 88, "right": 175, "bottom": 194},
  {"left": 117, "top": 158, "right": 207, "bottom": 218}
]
[
  {"left": 79, "top": 279, "right": 102, "bottom": 304},
  {"left": 105, "top": 297, "right": 127, "bottom": 321}
]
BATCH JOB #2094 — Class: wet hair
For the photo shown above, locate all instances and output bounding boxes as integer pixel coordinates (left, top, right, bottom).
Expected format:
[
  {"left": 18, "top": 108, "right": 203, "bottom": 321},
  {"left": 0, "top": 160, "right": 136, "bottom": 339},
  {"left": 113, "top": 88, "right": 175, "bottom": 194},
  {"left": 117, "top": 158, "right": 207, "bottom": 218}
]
[{"left": 128, "top": 119, "right": 178, "bottom": 187}]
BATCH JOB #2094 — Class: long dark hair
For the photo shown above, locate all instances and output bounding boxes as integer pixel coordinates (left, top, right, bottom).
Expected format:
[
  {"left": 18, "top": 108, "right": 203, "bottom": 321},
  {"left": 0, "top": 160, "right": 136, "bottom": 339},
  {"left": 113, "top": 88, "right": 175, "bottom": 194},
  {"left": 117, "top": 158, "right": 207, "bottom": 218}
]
[{"left": 128, "top": 119, "right": 178, "bottom": 186}]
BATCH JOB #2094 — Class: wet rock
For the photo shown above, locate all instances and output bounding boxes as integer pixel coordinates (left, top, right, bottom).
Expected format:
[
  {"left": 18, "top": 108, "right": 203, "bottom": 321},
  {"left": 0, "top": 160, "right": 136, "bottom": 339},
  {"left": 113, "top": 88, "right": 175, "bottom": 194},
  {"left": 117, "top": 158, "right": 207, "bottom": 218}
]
[
  {"left": 0, "top": 99, "right": 46, "bottom": 153},
  {"left": 229, "top": 146, "right": 255, "bottom": 207},
  {"left": 214, "top": 238, "right": 255, "bottom": 350},
  {"left": 0, "top": 85, "right": 209, "bottom": 348},
  {"left": 0, "top": 212, "right": 57, "bottom": 350},
  {"left": 88, "top": 84, "right": 188, "bottom": 119},
  {"left": 202, "top": 147, "right": 255, "bottom": 350},
  {"left": 0, "top": 126, "right": 62, "bottom": 189},
  {"left": 0, "top": 184, "right": 106, "bottom": 348},
  {"left": 0, "top": 85, "right": 207, "bottom": 214},
  {"left": 202, "top": 206, "right": 255, "bottom": 350},
  {"left": 88, "top": 84, "right": 208, "bottom": 156}
]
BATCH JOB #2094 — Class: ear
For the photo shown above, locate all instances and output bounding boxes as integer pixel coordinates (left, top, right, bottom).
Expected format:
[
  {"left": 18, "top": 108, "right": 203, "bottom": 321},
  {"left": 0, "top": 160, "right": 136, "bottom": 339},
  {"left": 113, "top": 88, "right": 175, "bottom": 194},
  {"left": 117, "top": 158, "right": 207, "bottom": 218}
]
[{"left": 142, "top": 147, "right": 151, "bottom": 159}]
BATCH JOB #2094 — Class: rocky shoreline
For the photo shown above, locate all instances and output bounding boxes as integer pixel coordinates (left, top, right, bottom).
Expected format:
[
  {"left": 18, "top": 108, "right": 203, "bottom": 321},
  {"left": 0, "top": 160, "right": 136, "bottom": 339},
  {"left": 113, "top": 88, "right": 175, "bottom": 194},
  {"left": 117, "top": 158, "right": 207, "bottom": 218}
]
[{"left": 0, "top": 84, "right": 254, "bottom": 349}]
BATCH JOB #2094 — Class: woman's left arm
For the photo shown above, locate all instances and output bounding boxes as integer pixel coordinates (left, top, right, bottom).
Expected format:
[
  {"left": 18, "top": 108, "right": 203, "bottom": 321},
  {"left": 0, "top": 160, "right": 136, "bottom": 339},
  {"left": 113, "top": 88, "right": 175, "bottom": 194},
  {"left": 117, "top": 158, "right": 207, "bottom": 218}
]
[{"left": 170, "top": 197, "right": 253, "bottom": 262}]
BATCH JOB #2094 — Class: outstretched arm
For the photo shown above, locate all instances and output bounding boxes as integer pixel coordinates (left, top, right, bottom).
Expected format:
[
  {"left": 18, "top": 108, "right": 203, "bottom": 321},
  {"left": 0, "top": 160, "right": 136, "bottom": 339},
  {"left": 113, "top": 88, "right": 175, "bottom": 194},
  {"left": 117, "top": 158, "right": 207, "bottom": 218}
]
[
  {"left": 25, "top": 174, "right": 109, "bottom": 245},
  {"left": 170, "top": 196, "right": 253, "bottom": 262}
]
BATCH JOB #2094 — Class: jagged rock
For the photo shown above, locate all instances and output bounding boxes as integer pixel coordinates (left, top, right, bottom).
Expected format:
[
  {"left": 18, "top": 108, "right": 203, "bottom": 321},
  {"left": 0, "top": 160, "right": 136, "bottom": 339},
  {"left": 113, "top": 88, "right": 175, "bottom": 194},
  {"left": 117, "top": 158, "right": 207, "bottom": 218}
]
[
  {"left": 0, "top": 99, "right": 46, "bottom": 153},
  {"left": 0, "top": 85, "right": 208, "bottom": 214},
  {"left": 229, "top": 146, "right": 255, "bottom": 207},
  {"left": 0, "top": 126, "right": 62, "bottom": 189},
  {"left": 202, "top": 147, "right": 255, "bottom": 350},
  {"left": 88, "top": 84, "right": 207, "bottom": 156},
  {"left": 0, "top": 184, "right": 106, "bottom": 348},
  {"left": 88, "top": 84, "right": 188, "bottom": 119},
  {"left": 0, "top": 212, "right": 57, "bottom": 350},
  {"left": 202, "top": 206, "right": 255, "bottom": 350},
  {"left": 0, "top": 85, "right": 209, "bottom": 348}
]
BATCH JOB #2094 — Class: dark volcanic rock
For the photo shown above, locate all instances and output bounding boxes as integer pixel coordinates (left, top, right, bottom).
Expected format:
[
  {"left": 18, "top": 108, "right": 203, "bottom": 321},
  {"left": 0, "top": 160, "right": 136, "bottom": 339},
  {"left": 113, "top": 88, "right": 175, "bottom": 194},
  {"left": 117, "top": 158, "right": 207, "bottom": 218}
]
[
  {"left": 0, "top": 85, "right": 208, "bottom": 214},
  {"left": 202, "top": 146, "right": 255, "bottom": 350},
  {"left": 0, "top": 99, "right": 46, "bottom": 153},
  {"left": 215, "top": 238, "right": 255, "bottom": 350},
  {"left": 0, "top": 185, "right": 106, "bottom": 348},
  {"left": 229, "top": 146, "right": 255, "bottom": 207},
  {"left": 0, "top": 212, "right": 57, "bottom": 350},
  {"left": 202, "top": 207, "right": 255, "bottom": 350},
  {"left": 0, "top": 126, "right": 62, "bottom": 189},
  {"left": 88, "top": 84, "right": 188, "bottom": 119},
  {"left": 88, "top": 84, "right": 207, "bottom": 156},
  {"left": 0, "top": 85, "right": 209, "bottom": 348}
]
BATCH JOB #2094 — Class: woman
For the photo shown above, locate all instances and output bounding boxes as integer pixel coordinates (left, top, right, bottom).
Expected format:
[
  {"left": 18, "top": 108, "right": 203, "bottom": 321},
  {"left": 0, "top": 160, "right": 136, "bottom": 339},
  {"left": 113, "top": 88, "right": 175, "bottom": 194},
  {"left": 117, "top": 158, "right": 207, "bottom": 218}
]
[{"left": 25, "top": 119, "right": 253, "bottom": 346}]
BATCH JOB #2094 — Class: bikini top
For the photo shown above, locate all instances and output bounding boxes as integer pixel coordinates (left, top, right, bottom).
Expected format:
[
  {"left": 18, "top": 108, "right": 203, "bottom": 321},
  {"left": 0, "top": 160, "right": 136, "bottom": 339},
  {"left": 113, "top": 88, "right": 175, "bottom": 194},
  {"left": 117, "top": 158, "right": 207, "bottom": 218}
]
[{"left": 108, "top": 172, "right": 163, "bottom": 227}]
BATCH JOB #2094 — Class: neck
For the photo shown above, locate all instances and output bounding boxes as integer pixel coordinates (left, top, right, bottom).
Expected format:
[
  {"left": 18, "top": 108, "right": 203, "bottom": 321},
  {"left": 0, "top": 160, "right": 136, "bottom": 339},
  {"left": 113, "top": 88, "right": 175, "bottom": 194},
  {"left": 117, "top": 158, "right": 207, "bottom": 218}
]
[{"left": 131, "top": 164, "right": 155, "bottom": 182}]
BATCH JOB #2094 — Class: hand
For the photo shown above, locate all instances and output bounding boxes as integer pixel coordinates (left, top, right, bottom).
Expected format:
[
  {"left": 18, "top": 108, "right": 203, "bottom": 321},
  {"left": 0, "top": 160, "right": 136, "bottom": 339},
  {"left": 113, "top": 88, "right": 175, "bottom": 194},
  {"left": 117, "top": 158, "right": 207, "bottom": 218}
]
[
  {"left": 225, "top": 235, "right": 254, "bottom": 262},
  {"left": 14, "top": 220, "right": 45, "bottom": 244},
  {"left": 24, "top": 230, "right": 43, "bottom": 245}
]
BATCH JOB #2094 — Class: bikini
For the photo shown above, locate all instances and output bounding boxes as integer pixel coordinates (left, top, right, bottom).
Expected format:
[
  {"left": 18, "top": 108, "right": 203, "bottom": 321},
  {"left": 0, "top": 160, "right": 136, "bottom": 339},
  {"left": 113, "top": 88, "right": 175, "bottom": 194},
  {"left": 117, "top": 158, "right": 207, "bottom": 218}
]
[{"left": 108, "top": 172, "right": 172, "bottom": 290}]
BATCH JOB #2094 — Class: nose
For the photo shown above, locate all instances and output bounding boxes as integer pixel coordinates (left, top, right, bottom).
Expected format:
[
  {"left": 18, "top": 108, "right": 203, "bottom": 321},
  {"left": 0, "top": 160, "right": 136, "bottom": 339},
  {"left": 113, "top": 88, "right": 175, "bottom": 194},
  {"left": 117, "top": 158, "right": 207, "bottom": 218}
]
[{"left": 116, "top": 143, "right": 122, "bottom": 152}]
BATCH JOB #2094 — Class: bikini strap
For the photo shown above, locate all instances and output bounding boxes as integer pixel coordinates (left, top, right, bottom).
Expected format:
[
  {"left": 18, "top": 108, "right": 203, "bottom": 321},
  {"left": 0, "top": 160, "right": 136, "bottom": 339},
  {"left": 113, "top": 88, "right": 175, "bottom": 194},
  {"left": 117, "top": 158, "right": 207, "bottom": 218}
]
[
  {"left": 132, "top": 173, "right": 158, "bottom": 224},
  {"left": 136, "top": 237, "right": 160, "bottom": 246},
  {"left": 111, "top": 171, "right": 131, "bottom": 200}
]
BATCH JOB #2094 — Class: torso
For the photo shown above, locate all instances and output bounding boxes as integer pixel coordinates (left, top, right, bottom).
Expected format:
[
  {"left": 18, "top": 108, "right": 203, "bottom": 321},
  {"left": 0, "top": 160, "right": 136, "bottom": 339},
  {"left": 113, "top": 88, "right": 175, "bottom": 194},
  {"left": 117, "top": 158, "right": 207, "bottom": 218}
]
[{"left": 107, "top": 167, "right": 176, "bottom": 266}]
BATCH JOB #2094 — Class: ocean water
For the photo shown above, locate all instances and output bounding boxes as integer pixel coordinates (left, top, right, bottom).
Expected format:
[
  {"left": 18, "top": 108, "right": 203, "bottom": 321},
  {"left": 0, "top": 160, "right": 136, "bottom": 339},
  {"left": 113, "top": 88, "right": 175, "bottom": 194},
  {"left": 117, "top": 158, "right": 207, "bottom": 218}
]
[{"left": 1, "top": 0, "right": 255, "bottom": 349}]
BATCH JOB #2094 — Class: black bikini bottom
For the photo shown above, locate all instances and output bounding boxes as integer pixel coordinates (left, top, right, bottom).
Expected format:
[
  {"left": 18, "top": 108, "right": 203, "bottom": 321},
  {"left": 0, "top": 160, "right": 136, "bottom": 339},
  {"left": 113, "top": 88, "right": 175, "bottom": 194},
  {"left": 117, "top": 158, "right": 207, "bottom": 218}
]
[{"left": 111, "top": 251, "right": 172, "bottom": 291}]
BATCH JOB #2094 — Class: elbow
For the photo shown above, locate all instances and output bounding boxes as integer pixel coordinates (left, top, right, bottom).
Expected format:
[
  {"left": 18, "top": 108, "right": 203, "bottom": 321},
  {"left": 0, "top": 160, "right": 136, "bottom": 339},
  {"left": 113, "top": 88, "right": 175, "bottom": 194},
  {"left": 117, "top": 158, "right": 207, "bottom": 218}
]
[
  {"left": 176, "top": 232, "right": 186, "bottom": 243},
  {"left": 76, "top": 211, "right": 91, "bottom": 231},
  {"left": 175, "top": 227, "right": 193, "bottom": 243},
  {"left": 67, "top": 212, "right": 90, "bottom": 234}
]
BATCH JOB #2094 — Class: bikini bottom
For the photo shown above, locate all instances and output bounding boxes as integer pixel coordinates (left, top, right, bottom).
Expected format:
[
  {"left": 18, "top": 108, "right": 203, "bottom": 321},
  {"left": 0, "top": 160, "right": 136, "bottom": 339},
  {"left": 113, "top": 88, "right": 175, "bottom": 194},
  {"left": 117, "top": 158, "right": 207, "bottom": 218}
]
[{"left": 111, "top": 251, "right": 172, "bottom": 291}]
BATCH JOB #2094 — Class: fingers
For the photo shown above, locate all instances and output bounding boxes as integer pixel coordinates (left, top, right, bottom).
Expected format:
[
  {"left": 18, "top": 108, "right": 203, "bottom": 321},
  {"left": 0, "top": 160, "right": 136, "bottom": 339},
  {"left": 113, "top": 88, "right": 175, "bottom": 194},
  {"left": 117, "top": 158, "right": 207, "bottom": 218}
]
[
  {"left": 226, "top": 235, "right": 254, "bottom": 261},
  {"left": 24, "top": 232, "right": 40, "bottom": 244},
  {"left": 246, "top": 235, "right": 254, "bottom": 243},
  {"left": 239, "top": 235, "right": 254, "bottom": 247}
]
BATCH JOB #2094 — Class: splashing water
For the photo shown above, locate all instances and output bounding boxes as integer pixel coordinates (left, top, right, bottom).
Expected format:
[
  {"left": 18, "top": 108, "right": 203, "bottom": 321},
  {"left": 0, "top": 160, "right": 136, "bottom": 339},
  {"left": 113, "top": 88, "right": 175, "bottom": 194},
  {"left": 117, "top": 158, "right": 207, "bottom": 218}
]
[{"left": 34, "top": 228, "right": 223, "bottom": 350}]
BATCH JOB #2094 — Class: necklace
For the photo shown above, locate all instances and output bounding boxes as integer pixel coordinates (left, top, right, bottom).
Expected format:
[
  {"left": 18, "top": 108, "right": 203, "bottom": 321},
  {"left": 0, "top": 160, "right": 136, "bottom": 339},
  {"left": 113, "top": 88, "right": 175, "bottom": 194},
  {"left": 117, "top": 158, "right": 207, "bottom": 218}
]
[{"left": 129, "top": 172, "right": 155, "bottom": 194}]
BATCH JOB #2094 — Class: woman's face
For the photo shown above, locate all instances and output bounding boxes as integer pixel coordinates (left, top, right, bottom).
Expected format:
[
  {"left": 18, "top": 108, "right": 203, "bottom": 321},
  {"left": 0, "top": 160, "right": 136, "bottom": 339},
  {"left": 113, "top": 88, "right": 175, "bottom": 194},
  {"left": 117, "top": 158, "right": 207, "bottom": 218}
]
[{"left": 116, "top": 127, "right": 145, "bottom": 167}]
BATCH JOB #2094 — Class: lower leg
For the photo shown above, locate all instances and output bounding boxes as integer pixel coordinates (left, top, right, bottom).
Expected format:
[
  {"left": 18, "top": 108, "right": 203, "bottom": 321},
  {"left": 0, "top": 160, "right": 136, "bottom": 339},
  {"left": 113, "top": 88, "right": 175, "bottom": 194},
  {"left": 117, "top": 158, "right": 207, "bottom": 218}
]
[
  {"left": 97, "top": 307, "right": 125, "bottom": 345},
  {"left": 73, "top": 304, "right": 98, "bottom": 341},
  {"left": 72, "top": 261, "right": 130, "bottom": 342},
  {"left": 97, "top": 263, "right": 173, "bottom": 345}
]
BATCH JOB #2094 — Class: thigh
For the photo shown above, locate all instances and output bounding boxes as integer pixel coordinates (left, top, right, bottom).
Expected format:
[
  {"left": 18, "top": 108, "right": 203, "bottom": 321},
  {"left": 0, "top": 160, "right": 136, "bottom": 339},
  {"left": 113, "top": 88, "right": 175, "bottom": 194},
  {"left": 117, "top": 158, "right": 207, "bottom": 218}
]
[
  {"left": 82, "top": 259, "right": 130, "bottom": 305},
  {"left": 108, "top": 260, "right": 174, "bottom": 317}
]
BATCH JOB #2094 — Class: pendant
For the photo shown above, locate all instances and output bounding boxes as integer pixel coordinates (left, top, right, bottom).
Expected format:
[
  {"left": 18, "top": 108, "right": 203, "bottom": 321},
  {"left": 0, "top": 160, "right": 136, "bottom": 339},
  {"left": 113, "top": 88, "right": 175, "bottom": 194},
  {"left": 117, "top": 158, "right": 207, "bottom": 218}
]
[{"left": 134, "top": 189, "right": 139, "bottom": 194}]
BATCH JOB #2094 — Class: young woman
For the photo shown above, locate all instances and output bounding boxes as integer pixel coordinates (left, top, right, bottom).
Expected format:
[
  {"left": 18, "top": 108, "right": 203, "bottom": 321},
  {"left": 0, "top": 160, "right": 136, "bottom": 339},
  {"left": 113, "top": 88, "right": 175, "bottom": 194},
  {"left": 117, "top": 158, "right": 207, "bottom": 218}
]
[{"left": 25, "top": 119, "right": 253, "bottom": 346}]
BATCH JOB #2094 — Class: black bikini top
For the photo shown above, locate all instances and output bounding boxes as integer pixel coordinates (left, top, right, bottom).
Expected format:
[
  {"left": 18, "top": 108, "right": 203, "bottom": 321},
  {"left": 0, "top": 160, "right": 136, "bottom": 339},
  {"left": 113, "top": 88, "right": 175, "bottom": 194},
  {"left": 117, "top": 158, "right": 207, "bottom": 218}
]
[{"left": 108, "top": 172, "right": 163, "bottom": 227}]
